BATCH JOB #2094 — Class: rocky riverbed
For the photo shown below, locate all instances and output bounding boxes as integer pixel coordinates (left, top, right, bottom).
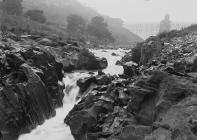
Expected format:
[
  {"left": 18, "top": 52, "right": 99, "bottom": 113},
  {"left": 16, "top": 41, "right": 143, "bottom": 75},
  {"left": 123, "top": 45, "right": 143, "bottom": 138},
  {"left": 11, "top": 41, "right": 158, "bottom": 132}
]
[
  {"left": 0, "top": 31, "right": 108, "bottom": 140},
  {"left": 65, "top": 30, "right": 197, "bottom": 140},
  {"left": 2, "top": 27, "right": 197, "bottom": 140}
]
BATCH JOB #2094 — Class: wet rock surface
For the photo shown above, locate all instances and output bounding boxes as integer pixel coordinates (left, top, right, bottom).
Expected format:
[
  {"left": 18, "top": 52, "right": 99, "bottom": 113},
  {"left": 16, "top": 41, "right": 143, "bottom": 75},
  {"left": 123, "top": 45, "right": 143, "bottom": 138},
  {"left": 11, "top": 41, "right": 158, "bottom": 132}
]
[
  {"left": 0, "top": 34, "right": 65, "bottom": 139},
  {"left": 46, "top": 43, "right": 108, "bottom": 72},
  {"left": 0, "top": 31, "right": 107, "bottom": 140},
  {"left": 66, "top": 30, "right": 197, "bottom": 140}
]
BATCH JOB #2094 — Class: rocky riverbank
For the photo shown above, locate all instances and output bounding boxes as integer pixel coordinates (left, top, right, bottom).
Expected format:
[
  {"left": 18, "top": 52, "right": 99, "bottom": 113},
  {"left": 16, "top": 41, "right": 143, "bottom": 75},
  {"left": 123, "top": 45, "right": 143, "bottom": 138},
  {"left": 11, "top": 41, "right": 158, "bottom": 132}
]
[
  {"left": 0, "top": 31, "right": 108, "bottom": 140},
  {"left": 65, "top": 29, "right": 197, "bottom": 140}
]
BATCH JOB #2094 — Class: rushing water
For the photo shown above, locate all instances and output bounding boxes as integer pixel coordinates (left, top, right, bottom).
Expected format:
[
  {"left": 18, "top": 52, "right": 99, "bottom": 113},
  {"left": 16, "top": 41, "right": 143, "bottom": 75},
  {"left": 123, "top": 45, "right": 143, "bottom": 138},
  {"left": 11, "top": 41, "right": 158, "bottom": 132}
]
[{"left": 18, "top": 49, "right": 128, "bottom": 140}]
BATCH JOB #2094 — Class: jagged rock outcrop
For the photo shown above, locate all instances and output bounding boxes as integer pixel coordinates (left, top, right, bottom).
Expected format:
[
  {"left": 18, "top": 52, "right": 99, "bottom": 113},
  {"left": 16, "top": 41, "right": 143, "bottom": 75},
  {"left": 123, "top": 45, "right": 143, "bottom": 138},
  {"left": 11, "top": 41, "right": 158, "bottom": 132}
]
[
  {"left": 59, "top": 47, "right": 108, "bottom": 72},
  {"left": 38, "top": 40, "right": 108, "bottom": 72},
  {"left": 66, "top": 28, "right": 197, "bottom": 140},
  {"left": 65, "top": 71, "right": 197, "bottom": 140},
  {"left": 19, "top": 34, "right": 108, "bottom": 72},
  {"left": 0, "top": 35, "right": 65, "bottom": 139},
  {"left": 122, "top": 61, "right": 139, "bottom": 77}
]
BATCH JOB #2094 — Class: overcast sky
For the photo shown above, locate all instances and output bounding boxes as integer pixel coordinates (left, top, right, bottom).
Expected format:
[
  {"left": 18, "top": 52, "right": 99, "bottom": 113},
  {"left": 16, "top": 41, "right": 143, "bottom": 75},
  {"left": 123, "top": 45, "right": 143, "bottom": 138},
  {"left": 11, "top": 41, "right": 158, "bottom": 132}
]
[{"left": 78, "top": 0, "right": 197, "bottom": 24}]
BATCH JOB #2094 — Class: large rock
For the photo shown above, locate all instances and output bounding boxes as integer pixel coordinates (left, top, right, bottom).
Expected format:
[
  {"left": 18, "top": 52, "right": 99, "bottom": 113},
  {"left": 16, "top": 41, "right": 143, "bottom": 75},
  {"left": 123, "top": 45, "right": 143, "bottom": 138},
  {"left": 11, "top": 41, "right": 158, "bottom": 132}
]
[
  {"left": 0, "top": 64, "right": 55, "bottom": 139},
  {"left": 49, "top": 46, "right": 108, "bottom": 72},
  {"left": 77, "top": 76, "right": 97, "bottom": 94},
  {"left": 20, "top": 47, "right": 64, "bottom": 107},
  {"left": 123, "top": 61, "right": 138, "bottom": 77},
  {"left": 66, "top": 70, "right": 197, "bottom": 140},
  {"left": 77, "top": 74, "right": 114, "bottom": 95},
  {"left": 62, "top": 47, "right": 108, "bottom": 72},
  {"left": 65, "top": 74, "right": 131, "bottom": 140},
  {"left": 0, "top": 34, "right": 64, "bottom": 139},
  {"left": 139, "top": 37, "right": 163, "bottom": 66}
]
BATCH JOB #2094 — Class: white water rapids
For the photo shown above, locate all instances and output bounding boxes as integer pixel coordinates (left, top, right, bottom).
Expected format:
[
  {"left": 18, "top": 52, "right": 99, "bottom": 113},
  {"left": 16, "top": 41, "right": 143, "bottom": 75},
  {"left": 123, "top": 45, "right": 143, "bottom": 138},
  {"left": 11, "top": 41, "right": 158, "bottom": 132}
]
[{"left": 18, "top": 49, "right": 128, "bottom": 140}]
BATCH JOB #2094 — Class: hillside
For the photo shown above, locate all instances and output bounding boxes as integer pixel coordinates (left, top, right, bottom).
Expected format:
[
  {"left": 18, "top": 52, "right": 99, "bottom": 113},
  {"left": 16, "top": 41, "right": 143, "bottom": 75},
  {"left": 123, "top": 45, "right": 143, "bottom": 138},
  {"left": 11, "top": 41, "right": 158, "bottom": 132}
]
[
  {"left": 22, "top": 0, "right": 143, "bottom": 45},
  {"left": 0, "top": 11, "right": 69, "bottom": 39}
]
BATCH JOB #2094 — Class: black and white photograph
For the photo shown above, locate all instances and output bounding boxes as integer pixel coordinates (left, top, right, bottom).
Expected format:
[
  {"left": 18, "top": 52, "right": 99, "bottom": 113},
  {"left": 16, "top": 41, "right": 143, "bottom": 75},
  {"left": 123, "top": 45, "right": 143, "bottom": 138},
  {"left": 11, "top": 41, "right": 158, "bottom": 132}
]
[{"left": 0, "top": 0, "right": 197, "bottom": 140}]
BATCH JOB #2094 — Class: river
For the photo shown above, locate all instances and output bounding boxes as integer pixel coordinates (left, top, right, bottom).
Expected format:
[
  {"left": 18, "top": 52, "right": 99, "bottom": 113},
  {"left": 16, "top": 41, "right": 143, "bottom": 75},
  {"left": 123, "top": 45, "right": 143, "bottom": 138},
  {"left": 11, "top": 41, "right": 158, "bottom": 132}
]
[{"left": 18, "top": 49, "right": 128, "bottom": 140}]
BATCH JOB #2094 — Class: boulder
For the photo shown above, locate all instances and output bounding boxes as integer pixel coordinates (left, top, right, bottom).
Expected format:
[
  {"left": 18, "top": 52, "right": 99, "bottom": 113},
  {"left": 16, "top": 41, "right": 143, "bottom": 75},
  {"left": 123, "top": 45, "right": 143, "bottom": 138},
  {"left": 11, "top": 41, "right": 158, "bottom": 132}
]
[
  {"left": 139, "top": 37, "right": 163, "bottom": 66},
  {"left": 0, "top": 34, "right": 64, "bottom": 139},
  {"left": 0, "top": 64, "right": 55, "bottom": 139},
  {"left": 77, "top": 74, "right": 113, "bottom": 95},
  {"left": 115, "top": 60, "right": 122, "bottom": 66},
  {"left": 123, "top": 61, "right": 138, "bottom": 77},
  {"left": 58, "top": 47, "right": 108, "bottom": 72},
  {"left": 111, "top": 52, "right": 118, "bottom": 56},
  {"left": 65, "top": 95, "right": 114, "bottom": 140},
  {"left": 21, "top": 47, "right": 64, "bottom": 107},
  {"left": 77, "top": 76, "right": 97, "bottom": 94}
]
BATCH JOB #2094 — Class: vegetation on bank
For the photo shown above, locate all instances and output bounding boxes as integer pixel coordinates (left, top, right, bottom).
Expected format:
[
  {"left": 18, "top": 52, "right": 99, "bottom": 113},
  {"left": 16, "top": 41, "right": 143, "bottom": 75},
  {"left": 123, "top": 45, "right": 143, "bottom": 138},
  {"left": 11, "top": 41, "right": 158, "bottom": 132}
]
[{"left": 66, "top": 14, "right": 115, "bottom": 45}]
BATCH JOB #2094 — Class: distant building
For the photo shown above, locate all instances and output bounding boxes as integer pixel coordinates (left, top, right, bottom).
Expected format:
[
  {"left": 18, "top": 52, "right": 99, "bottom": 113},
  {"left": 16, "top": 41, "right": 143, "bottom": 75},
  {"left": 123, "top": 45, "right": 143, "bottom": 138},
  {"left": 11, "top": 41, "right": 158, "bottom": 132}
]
[
  {"left": 159, "top": 14, "right": 171, "bottom": 33},
  {"left": 126, "top": 22, "right": 189, "bottom": 39}
]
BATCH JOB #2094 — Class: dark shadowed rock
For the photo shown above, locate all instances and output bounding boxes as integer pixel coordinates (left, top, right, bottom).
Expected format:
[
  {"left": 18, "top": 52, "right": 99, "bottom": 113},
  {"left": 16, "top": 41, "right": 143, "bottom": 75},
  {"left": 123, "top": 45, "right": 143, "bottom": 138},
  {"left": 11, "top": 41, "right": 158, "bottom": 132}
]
[
  {"left": 191, "top": 57, "right": 197, "bottom": 72},
  {"left": 173, "top": 60, "right": 186, "bottom": 73},
  {"left": 115, "top": 60, "right": 122, "bottom": 66},
  {"left": 0, "top": 33, "right": 64, "bottom": 139},
  {"left": 0, "top": 63, "right": 56, "bottom": 139},
  {"left": 123, "top": 61, "right": 138, "bottom": 77},
  {"left": 66, "top": 70, "right": 197, "bottom": 140},
  {"left": 111, "top": 52, "right": 118, "bottom": 56},
  {"left": 77, "top": 76, "right": 97, "bottom": 94},
  {"left": 52, "top": 46, "right": 108, "bottom": 72}
]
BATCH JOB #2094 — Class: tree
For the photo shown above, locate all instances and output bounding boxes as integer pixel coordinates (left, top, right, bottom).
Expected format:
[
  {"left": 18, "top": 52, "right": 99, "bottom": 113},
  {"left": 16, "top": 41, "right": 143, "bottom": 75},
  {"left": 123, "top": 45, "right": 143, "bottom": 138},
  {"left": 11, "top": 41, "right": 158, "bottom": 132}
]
[
  {"left": 1, "top": 0, "right": 23, "bottom": 15},
  {"left": 87, "top": 16, "right": 115, "bottom": 44},
  {"left": 66, "top": 14, "right": 86, "bottom": 38},
  {"left": 25, "top": 10, "right": 46, "bottom": 23}
]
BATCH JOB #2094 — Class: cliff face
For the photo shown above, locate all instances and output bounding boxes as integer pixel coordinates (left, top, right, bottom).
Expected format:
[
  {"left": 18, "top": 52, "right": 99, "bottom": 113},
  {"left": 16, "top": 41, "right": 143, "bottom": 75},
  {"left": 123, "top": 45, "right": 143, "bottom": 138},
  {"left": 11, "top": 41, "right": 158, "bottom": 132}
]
[
  {"left": 0, "top": 33, "right": 65, "bottom": 139},
  {"left": 65, "top": 27, "right": 197, "bottom": 140}
]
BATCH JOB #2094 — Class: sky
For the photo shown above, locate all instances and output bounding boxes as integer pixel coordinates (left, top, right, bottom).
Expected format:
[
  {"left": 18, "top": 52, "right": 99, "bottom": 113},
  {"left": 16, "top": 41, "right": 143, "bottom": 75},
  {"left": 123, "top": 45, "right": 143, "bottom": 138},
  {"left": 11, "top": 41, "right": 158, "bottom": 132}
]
[{"left": 78, "top": 0, "right": 197, "bottom": 24}]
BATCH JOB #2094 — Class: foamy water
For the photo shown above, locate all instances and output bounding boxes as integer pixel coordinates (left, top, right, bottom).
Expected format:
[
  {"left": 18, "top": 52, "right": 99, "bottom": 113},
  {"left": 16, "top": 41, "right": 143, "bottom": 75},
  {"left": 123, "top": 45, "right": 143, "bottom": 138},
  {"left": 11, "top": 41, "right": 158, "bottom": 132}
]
[
  {"left": 91, "top": 49, "right": 129, "bottom": 75},
  {"left": 18, "top": 49, "right": 128, "bottom": 140}
]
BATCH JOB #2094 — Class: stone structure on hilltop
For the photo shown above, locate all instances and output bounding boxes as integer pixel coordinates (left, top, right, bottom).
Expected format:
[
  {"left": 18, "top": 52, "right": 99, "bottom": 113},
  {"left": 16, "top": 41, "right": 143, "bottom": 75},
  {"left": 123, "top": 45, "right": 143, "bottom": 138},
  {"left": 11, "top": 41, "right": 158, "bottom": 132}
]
[{"left": 159, "top": 14, "right": 172, "bottom": 33}]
